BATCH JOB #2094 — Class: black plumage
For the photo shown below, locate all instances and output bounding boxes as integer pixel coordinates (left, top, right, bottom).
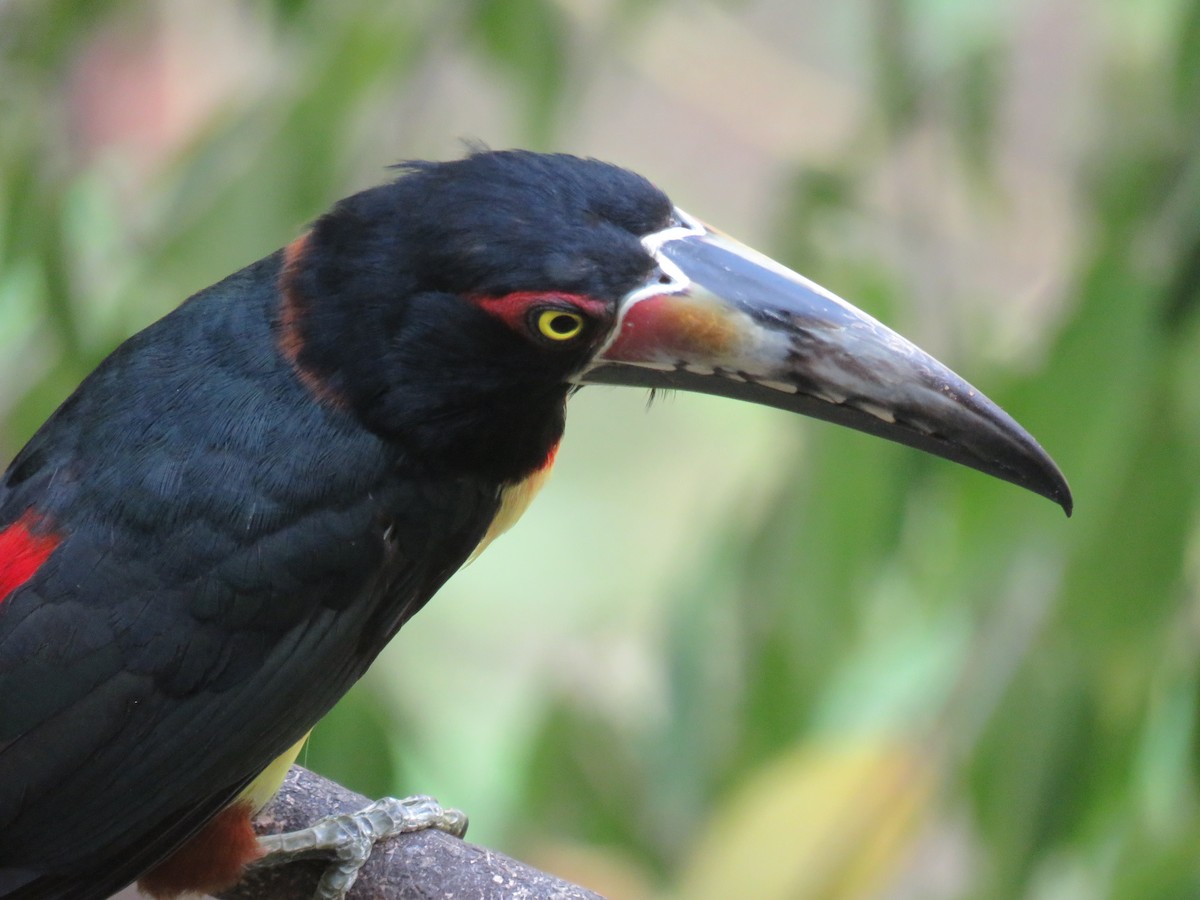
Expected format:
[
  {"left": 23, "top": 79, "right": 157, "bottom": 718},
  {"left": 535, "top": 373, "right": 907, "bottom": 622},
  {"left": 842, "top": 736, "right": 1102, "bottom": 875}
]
[
  {"left": 0, "top": 152, "right": 667, "bottom": 899},
  {"left": 0, "top": 149, "right": 1069, "bottom": 900}
]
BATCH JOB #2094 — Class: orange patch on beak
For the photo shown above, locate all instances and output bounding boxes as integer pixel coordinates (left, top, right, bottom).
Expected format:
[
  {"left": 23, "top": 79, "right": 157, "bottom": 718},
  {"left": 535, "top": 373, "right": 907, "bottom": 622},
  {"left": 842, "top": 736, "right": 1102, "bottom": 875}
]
[{"left": 605, "top": 294, "right": 741, "bottom": 365}]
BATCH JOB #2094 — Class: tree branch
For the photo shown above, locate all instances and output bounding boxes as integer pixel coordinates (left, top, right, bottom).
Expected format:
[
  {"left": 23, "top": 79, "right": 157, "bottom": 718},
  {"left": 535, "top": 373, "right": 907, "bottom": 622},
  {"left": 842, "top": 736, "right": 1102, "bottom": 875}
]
[{"left": 216, "top": 766, "right": 605, "bottom": 900}]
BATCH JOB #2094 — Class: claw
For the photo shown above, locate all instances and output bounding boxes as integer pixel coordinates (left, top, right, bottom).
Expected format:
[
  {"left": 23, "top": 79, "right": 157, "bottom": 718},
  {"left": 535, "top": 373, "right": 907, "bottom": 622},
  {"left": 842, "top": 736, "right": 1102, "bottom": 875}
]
[{"left": 250, "top": 795, "right": 468, "bottom": 899}]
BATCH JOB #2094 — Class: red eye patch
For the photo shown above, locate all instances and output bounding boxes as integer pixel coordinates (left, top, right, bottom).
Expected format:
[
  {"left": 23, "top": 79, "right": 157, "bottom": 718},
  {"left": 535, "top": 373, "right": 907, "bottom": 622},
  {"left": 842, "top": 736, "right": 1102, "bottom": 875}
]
[{"left": 471, "top": 292, "right": 608, "bottom": 336}]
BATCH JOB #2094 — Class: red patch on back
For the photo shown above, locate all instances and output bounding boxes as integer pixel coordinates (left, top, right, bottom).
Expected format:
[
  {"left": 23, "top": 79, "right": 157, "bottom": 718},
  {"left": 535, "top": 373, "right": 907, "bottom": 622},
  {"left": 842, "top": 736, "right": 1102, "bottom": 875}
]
[
  {"left": 0, "top": 511, "right": 60, "bottom": 607},
  {"left": 138, "top": 800, "right": 263, "bottom": 899}
]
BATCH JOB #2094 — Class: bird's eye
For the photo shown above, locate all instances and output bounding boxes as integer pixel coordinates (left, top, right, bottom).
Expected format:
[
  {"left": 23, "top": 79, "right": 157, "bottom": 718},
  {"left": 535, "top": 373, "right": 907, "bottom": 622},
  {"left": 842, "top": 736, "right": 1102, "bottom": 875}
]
[{"left": 535, "top": 309, "right": 585, "bottom": 341}]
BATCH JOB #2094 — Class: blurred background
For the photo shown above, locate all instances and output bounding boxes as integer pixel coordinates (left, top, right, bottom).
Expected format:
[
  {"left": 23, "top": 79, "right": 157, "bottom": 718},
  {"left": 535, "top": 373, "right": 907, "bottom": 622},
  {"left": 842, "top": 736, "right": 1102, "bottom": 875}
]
[{"left": 2, "top": 0, "right": 1198, "bottom": 897}]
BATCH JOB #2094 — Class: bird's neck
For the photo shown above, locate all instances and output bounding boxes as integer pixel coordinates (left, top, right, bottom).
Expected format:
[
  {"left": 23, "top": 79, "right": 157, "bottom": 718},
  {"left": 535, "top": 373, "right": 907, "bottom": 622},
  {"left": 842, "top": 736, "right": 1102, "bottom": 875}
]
[{"left": 273, "top": 238, "right": 569, "bottom": 485}]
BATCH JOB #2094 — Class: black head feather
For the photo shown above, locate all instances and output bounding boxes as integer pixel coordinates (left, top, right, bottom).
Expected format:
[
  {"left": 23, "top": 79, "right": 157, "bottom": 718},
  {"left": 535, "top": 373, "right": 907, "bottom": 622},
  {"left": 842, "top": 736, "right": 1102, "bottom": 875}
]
[{"left": 283, "top": 151, "right": 674, "bottom": 481}]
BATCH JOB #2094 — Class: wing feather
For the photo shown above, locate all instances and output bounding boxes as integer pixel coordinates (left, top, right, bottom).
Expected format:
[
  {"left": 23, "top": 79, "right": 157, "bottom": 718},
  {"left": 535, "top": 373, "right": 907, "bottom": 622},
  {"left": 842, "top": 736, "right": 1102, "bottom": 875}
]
[{"left": 0, "top": 259, "right": 500, "bottom": 896}]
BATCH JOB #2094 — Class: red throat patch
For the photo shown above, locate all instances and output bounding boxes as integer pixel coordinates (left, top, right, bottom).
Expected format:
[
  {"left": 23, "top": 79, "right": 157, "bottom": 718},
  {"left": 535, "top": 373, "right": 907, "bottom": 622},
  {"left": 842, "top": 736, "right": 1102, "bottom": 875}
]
[
  {"left": 0, "top": 510, "right": 60, "bottom": 608},
  {"left": 540, "top": 439, "right": 559, "bottom": 471}
]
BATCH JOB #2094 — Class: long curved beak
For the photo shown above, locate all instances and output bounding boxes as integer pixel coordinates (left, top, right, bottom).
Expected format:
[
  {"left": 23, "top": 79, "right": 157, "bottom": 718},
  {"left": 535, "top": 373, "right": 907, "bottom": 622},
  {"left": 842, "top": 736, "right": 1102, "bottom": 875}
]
[{"left": 575, "top": 211, "right": 1072, "bottom": 515}]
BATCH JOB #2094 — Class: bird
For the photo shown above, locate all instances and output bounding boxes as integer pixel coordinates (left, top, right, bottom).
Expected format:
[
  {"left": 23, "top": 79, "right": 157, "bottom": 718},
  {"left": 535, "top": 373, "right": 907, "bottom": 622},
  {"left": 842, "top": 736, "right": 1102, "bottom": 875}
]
[{"left": 0, "top": 150, "right": 1071, "bottom": 900}]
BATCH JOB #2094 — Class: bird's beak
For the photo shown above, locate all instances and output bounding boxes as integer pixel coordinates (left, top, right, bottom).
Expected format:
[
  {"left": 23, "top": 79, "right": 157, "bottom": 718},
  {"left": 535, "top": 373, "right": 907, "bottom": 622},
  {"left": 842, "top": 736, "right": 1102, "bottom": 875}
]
[{"left": 575, "top": 210, "right": 1072, "bottom": 515}]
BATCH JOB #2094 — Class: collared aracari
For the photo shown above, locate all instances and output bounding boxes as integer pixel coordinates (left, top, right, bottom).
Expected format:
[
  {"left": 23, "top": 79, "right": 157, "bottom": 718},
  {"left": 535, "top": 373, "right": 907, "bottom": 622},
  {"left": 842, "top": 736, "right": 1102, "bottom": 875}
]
[{"left": 0, "top": 150, "right": 1070, "bottom": 900}]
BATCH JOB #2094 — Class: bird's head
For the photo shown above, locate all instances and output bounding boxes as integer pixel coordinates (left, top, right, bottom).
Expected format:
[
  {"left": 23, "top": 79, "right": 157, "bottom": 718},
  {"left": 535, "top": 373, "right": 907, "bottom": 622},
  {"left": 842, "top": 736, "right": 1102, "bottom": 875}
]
[{"left": 279, "top": 150, "right": 1071, "bottom": 513}]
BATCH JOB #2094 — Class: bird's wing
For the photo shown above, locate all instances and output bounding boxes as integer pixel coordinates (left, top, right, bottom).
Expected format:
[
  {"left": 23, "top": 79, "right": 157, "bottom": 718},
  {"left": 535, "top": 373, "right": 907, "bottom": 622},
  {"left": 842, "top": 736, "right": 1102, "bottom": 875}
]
[
  {"left": 0, "top": 293, "right": 499, "bottom": 897},
  {"left": 0, "top": 463, "right": 495, "bottom": 900}
]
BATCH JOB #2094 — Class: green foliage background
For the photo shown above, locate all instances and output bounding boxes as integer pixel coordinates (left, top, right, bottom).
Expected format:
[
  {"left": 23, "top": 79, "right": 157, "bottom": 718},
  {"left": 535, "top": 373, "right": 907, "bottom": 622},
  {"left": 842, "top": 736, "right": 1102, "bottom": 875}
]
[{"left": 2, "top": 1, "right": 1199, "bottom": 897}]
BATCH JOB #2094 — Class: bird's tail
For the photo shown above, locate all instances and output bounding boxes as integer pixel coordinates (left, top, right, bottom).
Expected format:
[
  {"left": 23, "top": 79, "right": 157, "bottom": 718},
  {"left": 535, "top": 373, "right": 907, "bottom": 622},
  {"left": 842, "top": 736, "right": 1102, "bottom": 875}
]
[
  {"left": 0, "top": 868, "right": 37, "bottom": 898},
  {"left": 0, "top": 867, "right": 126, "bottom": 900}
]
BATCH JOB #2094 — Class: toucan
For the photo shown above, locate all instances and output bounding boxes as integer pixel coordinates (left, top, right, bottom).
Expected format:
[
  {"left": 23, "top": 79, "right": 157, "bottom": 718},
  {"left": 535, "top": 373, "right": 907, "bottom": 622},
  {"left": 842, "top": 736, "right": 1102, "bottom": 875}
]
[{"left": 0, "top": 151, "right": 1070, "bottom": 900}]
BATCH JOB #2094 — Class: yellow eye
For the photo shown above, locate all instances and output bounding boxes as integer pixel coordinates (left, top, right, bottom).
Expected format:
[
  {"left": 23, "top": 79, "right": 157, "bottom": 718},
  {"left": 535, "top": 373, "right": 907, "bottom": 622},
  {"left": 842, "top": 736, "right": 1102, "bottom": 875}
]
[{"left": 536, "top": 309, "right": 585, "bottom": 341}]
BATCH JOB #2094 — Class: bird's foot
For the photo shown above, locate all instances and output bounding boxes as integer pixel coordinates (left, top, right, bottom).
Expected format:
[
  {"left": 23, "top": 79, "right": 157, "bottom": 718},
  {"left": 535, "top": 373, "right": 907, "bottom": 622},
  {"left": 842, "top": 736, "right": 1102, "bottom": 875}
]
[{"left": 250, "top": 795, "right": 468, "bottom": 900}]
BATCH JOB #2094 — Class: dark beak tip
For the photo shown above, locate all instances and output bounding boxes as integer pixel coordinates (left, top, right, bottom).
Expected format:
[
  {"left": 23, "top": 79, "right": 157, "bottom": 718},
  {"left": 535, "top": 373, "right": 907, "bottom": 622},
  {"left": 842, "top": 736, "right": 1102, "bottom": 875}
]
[
  {"left": 996, "top": 443, "right": 1073, "bottom": 517},
  {"left": 1028, "top": 476, "right": 1073, "bottom": 517},
  {"left": 1051, "top": 477, "right": 1074, "bottom": 518},
  {"left": 950, "top": 391, "right": 1073, "bottom": 518},
  {"left": 597, "top": 218, "right": 1077, "bottom": 517},
  {"left": 1008, "top": 450, "right": 1072, "bottom": 516}
]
